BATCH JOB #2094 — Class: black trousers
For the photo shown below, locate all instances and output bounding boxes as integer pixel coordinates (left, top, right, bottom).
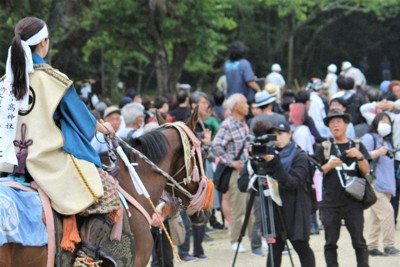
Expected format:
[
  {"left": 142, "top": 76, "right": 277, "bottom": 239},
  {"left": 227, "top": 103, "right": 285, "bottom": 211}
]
[
  {"left": 266, "top": 237, "right": 315, "bottom": 267},
  {"left": 320, "top": 201, "right": 369, "bottom": 267},
  {"left": 151, "top": 222, "right": 174, "bottom": 267}
]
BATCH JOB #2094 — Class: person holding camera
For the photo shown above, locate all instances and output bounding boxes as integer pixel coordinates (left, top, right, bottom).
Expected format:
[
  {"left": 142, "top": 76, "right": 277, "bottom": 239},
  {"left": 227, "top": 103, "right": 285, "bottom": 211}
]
[
  {"left": 360, "top": 112, "right": 399, "bottom": 256},
  {"left": 245, "top": 120, "right": 315, "bottom": 267},
  {"left": 314, "top": 109, "right": 370, "bottom": 267}
]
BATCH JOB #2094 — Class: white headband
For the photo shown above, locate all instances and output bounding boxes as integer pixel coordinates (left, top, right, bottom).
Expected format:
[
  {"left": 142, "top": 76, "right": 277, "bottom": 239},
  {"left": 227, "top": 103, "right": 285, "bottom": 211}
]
[{"left": 5, "top": 24, "right": 49, "bottom": 110}]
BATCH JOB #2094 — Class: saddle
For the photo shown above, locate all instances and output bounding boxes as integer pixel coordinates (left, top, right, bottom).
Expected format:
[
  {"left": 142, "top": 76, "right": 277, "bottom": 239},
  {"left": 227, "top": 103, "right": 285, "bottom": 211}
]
[{"left": 0, "top": 178, "right": 135, "bottom": 267}]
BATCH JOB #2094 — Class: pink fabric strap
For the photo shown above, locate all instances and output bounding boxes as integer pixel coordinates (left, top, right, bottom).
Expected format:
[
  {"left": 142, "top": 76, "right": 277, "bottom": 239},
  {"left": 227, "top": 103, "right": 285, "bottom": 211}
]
[
  {"left": 117, "top": 185, "right": 152, "bottom": 226},
  {"left": 30, "top": 182, "right": 55, "bottom": 267},
  {"left": 0, "top": 180, "right": 34, "bottom": 191}
]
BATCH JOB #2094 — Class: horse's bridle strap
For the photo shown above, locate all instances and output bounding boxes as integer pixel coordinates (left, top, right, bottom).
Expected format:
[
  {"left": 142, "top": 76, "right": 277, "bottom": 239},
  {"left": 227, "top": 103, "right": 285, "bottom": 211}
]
[{"left": 117, "top": 185, "right": 152, "bottom": 226}]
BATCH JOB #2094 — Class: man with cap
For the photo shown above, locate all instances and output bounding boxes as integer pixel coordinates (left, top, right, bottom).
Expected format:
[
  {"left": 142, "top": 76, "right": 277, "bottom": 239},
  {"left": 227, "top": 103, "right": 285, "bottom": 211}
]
[
  {"left": 325, "top": 64, "right": 338, "bottom": 98},
  {"left": 265, "top": 63, "right": 286, "bottom": 95},
  {"left": 91, "top": 106, "right": 121, "bottom": 154},
  {"left": 314, "top": 109, "right": 370, "bottom": 267},
  {"left": 266, "top": 120, "right": 315, "bottom": 266},
  {"left": 340, "top": 61, "right": 367, "bottom": 89},
  {"left": 249, "top": 91, "right": 286, "bottom": 135}
]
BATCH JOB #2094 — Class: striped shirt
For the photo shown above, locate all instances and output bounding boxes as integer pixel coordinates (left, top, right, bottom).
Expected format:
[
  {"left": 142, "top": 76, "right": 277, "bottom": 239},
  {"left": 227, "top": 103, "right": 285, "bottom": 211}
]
[{"left": 212, "top": 115, "right": 249, "bottom": 167}]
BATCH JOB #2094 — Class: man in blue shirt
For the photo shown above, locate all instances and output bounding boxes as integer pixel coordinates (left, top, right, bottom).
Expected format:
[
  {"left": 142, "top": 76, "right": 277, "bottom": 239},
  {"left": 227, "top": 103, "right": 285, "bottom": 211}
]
[{"left": 224, "top": 41, "right": 260, "bottom": 102}]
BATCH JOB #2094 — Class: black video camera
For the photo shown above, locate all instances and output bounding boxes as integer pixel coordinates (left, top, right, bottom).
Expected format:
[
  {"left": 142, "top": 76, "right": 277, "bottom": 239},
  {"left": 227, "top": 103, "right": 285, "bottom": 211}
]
[{"left": 249, "top": 134, "right": 277, "bottom": 159}]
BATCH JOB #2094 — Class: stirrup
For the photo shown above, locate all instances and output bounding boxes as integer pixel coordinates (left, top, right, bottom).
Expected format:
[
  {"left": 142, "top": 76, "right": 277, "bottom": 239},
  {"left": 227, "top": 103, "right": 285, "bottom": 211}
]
[
  {"left": 99, "top": 252, "right": 118, "bottom": 267},
  {"left": 73, "top": 251, "right": 103, "bottom": 267}
]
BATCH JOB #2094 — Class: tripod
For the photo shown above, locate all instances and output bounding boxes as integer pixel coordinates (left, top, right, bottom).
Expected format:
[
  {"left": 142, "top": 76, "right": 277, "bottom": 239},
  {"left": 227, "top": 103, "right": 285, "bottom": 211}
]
[{"left": 232, "top": 174, "right": 294, "bottom": 267}]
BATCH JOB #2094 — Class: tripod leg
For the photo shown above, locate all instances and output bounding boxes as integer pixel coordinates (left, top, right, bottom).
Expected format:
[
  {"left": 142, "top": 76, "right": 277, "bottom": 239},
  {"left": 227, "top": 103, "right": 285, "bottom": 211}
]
[{"left": 231, "top": 190, "right": 256, "bottom": 267}]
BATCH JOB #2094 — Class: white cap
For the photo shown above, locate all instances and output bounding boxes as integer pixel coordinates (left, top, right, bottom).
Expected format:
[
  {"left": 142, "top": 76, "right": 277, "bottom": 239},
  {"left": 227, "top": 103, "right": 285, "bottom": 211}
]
[
  {"left": 271, "top": 63, "right": 281, "bottom": 72},
  {"left": 179, "top": 83, "right": 191, "bottom": 90},
  {"left": 341, "top": 61, "right": 352, "bottom": 71},
  {"left": 327, "top": 64, "right": 337, "bottom": 73}
]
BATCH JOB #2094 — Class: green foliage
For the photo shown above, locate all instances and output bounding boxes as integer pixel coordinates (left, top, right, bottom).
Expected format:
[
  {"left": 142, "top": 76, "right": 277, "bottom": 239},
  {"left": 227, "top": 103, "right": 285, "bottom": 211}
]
[{"left": 1, "top": 0, "right": 400, "bottom": 95}]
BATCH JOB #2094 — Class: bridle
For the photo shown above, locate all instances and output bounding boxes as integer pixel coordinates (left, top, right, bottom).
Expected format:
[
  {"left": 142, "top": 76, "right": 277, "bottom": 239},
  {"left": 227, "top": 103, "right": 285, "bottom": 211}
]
[
  {"left": 116, "top": 137, "right": 194, "bottom": 199},
  {"left": 113, "top": 121, "right": 209, "bottom": 215}
]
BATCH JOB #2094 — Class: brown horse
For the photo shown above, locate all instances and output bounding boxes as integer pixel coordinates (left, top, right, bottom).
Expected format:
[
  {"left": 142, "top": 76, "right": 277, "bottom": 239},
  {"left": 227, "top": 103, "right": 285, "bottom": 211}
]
[{"left": 0, "top": 109, "right": 212, "bottom": 267}]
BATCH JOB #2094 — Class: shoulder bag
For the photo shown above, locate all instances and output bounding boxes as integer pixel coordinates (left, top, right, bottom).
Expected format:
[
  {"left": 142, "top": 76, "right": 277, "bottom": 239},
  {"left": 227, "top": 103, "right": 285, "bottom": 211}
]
[
  {"left": 168, "top": 212, "right": 186, "bottom": 245},
  {"left": 214, "top": 144, "right": 245, "bottom": 193}
]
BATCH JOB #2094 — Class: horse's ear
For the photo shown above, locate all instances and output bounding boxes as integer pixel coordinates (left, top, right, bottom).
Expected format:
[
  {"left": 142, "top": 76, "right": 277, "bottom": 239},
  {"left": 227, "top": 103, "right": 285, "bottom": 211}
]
[
  {"left": 186, "top": 106, "right": 198, "bottom": 131},
  {"left": 156, "top": 111, "right": 167, "bottom": 126}
]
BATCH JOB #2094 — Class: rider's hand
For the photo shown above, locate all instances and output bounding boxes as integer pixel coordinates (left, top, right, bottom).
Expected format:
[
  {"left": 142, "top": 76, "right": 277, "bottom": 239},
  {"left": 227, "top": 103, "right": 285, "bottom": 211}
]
[{"left": 97, "top": 121, "right": 115, "bottom": 138}]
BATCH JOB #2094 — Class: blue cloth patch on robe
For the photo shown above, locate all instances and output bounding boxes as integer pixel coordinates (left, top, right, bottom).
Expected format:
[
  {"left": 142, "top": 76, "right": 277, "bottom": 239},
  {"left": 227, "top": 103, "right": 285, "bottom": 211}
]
[{"left": 0, "top": 183, "right": 48, "bottom": 246}]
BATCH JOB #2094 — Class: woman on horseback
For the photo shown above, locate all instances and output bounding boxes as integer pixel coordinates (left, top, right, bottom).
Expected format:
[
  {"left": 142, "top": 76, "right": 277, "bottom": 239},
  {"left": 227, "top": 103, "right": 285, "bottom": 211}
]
[{"left": 0, "top": 17, "right": 119, "bottom": 266}]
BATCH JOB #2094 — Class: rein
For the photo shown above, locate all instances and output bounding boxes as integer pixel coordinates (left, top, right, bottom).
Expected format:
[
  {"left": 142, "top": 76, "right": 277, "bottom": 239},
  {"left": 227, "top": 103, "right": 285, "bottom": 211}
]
[
  {"left": 114, "top": 121, "right": 212, "bottom": 215},
  {"left": 115, "top": 137, "right": 193, "bottom": 199}
]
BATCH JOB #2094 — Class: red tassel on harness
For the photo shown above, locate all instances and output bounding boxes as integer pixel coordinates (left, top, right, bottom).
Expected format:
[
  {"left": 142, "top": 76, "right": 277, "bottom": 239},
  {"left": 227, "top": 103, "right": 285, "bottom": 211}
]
[{"left": 13, "top": 123, "right": 33, "bottom": 176}]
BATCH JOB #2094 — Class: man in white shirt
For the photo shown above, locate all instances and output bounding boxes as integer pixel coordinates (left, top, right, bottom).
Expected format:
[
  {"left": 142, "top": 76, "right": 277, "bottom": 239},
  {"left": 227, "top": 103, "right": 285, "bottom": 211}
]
[
  {"left": 265, "top": 63, "right": 285, "bottom": 100},
  {"left": 340, "top": 61, "right": 367, "bottom": 88},
  {"left": 325, "top": 64, "right": 338, "bottom": 98}
]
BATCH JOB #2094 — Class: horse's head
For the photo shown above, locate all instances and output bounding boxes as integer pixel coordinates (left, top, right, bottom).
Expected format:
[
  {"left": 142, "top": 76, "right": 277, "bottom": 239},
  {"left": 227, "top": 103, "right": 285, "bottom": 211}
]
[{"left": 157, "top": 107, "right": 213, "bottom": 224}]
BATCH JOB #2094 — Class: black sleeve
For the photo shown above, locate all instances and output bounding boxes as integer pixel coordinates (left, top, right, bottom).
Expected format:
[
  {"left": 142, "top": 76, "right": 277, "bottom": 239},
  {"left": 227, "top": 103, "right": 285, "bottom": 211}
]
[
  {"left": 314, "top": 143, "right": 327, "bottom": 166},
  {"left": 305, "top": 116, "right": 327, "bottom": 143},
  {"left": 358, "top": 141, "right": 371, "bottom": 161}
]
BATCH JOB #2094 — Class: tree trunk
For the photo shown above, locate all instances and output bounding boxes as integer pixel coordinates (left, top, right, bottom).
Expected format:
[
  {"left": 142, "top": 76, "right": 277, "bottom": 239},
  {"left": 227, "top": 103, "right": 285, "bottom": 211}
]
[
  {"left": 167, "top": 43, "right": 189, "bottom": 95},
  {"left": 154, "top": 52, "right": 169, "bottom": 96},
  {"left": 287, "top": 15, "right": 295, "bottom": 89}
]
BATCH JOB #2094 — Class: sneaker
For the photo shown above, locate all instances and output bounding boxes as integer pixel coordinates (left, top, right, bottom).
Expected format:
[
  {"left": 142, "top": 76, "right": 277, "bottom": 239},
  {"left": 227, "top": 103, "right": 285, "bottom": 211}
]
[
  {"left": 384, "top": 246, "right": 400, "bottom": 255},
  {"left": 262, "top": 240, "right": 269, "bottom": 250},
  {"left": 193, "top": 254, "right": 208, "bottom": 260},
  {"left": 212, "top": 222, "right": 225, "bottom": 230},
  {"left": 369, "top": 249, "right": 385, "bottom": 256},
  {"left": 252, "top": 248, "right": 265, "bottom": 256},
  {"left": 181, "top": 255, "right": 198, "bottom": 262},
  {"left": 231, "top": 242, "right": 246, "bottom": 253}
]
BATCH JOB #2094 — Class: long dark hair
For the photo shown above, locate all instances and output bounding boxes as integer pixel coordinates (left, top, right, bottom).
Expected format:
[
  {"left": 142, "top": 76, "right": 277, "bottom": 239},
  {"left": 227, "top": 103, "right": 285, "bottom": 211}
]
[{"left": 11, "top": 17, "right": 46, "bottom": 100}]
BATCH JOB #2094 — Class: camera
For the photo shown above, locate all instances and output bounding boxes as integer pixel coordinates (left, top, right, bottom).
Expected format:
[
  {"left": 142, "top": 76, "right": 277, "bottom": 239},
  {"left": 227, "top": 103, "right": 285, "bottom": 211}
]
[
  {"left": 249, "top": 134, "right": 277, "bottom": 159},
  {"left": 248, "top": 134, "right": 277, "bottom": 176},
  {"left": 386, "top": 149, "right": 396, "bottom": 159}
]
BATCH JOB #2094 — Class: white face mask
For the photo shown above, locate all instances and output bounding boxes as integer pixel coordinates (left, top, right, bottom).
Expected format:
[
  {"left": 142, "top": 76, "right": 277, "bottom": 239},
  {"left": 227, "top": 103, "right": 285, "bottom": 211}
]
[{"left": 377, "top": 123, "right": 391, "bottom": 137}]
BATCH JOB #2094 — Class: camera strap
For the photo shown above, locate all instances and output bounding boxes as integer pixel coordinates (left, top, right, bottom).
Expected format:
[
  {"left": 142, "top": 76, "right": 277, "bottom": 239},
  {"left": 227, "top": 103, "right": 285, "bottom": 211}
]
[
  {"left": 332, "top": 139, "right": 352, "bottom": 185},
  {"left": 235, "top": 143, "right": 246, "bottom": 161}
]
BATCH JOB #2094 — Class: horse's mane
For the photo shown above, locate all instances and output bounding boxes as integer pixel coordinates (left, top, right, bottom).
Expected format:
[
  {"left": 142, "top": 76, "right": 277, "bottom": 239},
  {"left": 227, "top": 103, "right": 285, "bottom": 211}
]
[{"left": 127, "top": 129, "right": 170, "bottom": 164}]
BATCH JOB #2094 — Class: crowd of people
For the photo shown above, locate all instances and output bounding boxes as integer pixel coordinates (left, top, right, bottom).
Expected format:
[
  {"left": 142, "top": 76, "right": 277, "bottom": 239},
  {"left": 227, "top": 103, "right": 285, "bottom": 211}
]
[
  {"left": 1, "top": 18, "right": 399, "bottom": 267},
  {"left": 83, "top": 58, "right": 400, "bottom": 267}
]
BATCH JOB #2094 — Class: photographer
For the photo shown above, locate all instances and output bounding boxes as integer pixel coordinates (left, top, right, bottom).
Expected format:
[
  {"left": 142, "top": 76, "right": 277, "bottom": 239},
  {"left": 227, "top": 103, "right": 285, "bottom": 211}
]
[
  {"left": 360, "top": 112, "right": 399, "bottom": 256},
  {"left": 241, "top": 120, "right": 315, "bottom": 267},
  {"left": 315, "top": 109, "right": 370, "bottom": 267}
]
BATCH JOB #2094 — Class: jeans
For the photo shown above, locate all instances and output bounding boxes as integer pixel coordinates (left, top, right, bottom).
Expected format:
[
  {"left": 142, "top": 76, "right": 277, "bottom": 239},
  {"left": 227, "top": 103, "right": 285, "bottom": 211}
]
[
  {"left": 178, "top": 211, "right": 206, "bottom": 257},
  {"left": 320, "top": 201, "right": 369, "bottom": 267}
]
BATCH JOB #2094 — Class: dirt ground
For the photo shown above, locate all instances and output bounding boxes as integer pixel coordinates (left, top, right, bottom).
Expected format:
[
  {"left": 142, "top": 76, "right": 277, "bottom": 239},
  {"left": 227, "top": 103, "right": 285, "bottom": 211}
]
[{"left": 172, "top": 211, "right": 400, "bottom": 267}]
